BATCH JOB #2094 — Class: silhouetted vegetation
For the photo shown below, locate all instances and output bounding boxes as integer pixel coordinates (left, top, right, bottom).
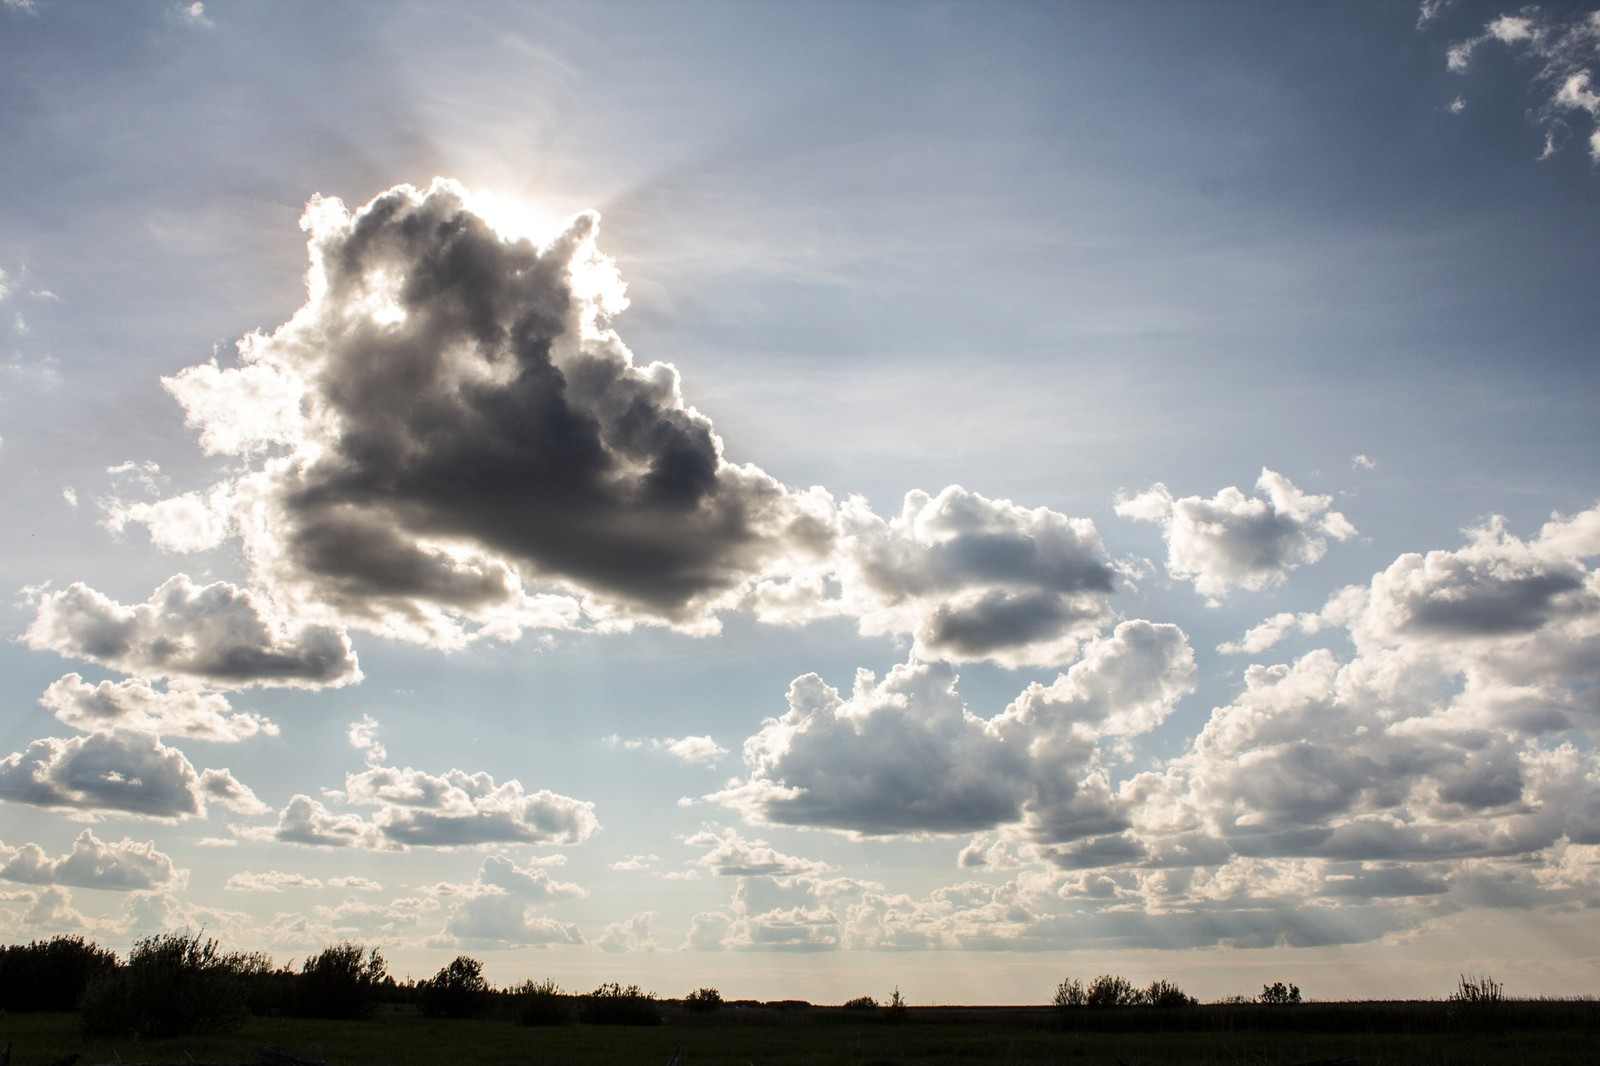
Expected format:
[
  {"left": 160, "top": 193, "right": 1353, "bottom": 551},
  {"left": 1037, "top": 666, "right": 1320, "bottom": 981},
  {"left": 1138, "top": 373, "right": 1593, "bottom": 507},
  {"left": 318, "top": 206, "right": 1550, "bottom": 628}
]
[
  {"left": 842, "top": 994, "right": 879, "bottom": 1011},
  {"left": 578, "top": 981, "right": 661, "bottom": 1026},
  {"left": 1259, "top": 980, "right": 1302, "bottom": 1005},
  {"left": 0, "top": 934, "right": 117, "bottom": 1012},
  {"left": 79, "top": 931, "right": 259, "bottom": 1037},
  {"left": 418, "top": 954, "right": 490, "bottom": 1019},
  {"left": 510, "top": 977, "right": 571, "bottom": 1026},
  {"left": 293, "top": 942, "right": 389, "bottom": 1019},
  {"left": 683, "top": 986, "right": 724, "bottom": 1013},
  {"left": 1448, "top": 972, "right": 1505, "bottom": 1031}
]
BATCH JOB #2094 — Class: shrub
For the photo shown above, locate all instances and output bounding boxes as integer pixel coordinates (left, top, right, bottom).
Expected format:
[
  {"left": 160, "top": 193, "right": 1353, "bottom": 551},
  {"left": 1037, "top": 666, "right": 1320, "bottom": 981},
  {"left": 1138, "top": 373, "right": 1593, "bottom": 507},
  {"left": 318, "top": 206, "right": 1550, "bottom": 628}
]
[
  {"left": 80, "top": 931, "right": 253, "bottom": 1037},
  {"left": 684, "top": 986, "right": 724, "bottom": 1013},
  {"left": 1086, "top": 974, "right": 1141, "bottom": 1008},
  {"left": 419, "top": 955, "right": 490, "bottom": 1019},
  {"left": 1448, "top": 973, "right": 1505, "bottom": 1030},
  {"left": 512, "top": 977, "right": 570, "bottom": 1026},
  {"left": 842, "top": 994, "right": 879, "bottom": 1011},
  {"left": 1052, "top": 977, "right": 1086, "bottom": 1009},
  {"left": 0, "top": 935, "right": 118, "bottom": 1012},
  {"left": 1144, "top": 979, "right": 1197, "bottom": 1008},
  {"left": 294, "top": 942, "right": 387, "bottom": 1019},
  {"left": 580, "top": 981, "right": 661, "bottom": 1026},
  {"left": 1259, "top": 981, "right": 1302, "bottom": 1005},
  {"left": 886, "top": 985, "right": 908, "bottom": 1025}
]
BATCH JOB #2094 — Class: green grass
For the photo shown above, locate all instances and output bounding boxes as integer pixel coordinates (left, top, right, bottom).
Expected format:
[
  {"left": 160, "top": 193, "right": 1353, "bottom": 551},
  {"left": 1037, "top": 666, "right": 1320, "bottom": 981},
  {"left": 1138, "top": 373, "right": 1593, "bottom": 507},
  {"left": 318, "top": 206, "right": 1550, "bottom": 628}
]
[{"left": 2, "top": 1006, "right": 1596, "bottom": 1065}]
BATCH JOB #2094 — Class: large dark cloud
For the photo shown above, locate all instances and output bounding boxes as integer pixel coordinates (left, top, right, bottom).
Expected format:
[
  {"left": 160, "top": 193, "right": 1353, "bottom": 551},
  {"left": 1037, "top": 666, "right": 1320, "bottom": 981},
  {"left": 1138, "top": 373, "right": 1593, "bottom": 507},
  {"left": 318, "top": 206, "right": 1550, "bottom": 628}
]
[{"left": 154, "top": 179, "right": 837, "bottom": 640}]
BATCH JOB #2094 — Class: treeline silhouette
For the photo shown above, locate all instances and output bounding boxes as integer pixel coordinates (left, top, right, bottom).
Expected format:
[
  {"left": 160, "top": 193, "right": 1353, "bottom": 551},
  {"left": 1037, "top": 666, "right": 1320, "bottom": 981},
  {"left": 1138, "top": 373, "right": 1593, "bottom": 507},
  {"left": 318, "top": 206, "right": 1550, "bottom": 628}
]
[{"left": 2, "top": 933, "right": 1595, "bottom": 1041}]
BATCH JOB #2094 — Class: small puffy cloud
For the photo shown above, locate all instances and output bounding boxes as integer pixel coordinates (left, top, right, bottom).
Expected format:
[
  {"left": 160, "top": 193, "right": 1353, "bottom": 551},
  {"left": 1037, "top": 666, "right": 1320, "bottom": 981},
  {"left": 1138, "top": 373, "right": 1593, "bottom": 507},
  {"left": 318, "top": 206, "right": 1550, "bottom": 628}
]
[
  {"left": 40, "top": 673, "right": 277, "bottom": 742},
  {"left": 0, "top": 732, "right": 218, "bottom": 819},
  {"left": 23, "top": 576, "right": 359, "bottom": 689},
  {"left": 1217, "top": 611, "right": 1324, "bottom": 655},
  {"left": 1116, "top": 468, "right": 1355, "bottom": 600},
  {"left": 1353, "top": 454, "right": 1377, "bottom": 470},
  {"left": 596, "top": 911, "right": 656, "bottom": 953},
  {"left": 245, "top": 794, "right": 384, "bottom": 849},
  {"left": 684, "top": 828, "right": 832, "bottom": 877},
  {"left": 442, "top": 894, "right": 584, "bottom": 947},
  {"left": 1, "top": 829, "right": 183, "bottom": 891},
  {"left": 225, "top": 870, "right": 324, "bottom": 893},
  {"left": 329, "top": 876, "right": 383, "bottom": 892},
  {"left": 198, "top": 768, "right": 270, "bottom": 815},
  {"left": 610, "top": 854, "right": 659, "bottom": 872},
  {"left": 820, "top": 487, "right": 1116, "bottom": 668},
  {"left": 171, "top": 3, "right": 212, "bottom": 29},
  {"left": 342, "top": 765, "right": 599, "bottom": 848},
  {"left": 478, "top": 854, "right": 586, "bottom": 899},
  {"left": 1442, "top": 5, "right": 1600, "bottom": 160},
  {"left": 657, "top": 736, "right": 726, "bottom": 765},
  {"left": 713, "top": 621, "right": 1194, "bottom": 840},
  {"left": 347, "top": 714, "right": 386, "bottom": 764}
]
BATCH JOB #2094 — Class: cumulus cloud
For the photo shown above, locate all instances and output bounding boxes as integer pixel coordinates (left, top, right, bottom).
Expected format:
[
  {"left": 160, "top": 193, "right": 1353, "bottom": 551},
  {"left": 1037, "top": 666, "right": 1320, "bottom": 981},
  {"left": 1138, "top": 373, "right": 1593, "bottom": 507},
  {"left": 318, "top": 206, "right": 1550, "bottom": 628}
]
[
  {"left": 820, "top": 487, "right": 1119, "bottom": 668},
  {"left": 225, "top": 870, "right": 323, "bottom": 892},
  {"left": 1116, "top": 469, "right": 1355, "bottom": 600},
  {"left": 656, "top": 735, "right": 728, "bottom": 765},
  {"left": 245, "top": 756, "right": 597, "bottom": 851},
  {"left": 1442, "top": 5, "right": 1600, "bottom": 160},
  {"left": 1, "top": 829, "right": 184, "bottom": 891},
  {"left": 138, "top": 179, "right": 839, "bottom": 645},
  {"left": 685, "top": 828, "right": 833, "bottom": 877},
  {"left": 712, "top": 620, "right": 1194, "bottom": 839},
  {"left": 596, "top": 911, "right": 656, "bottom": 953},
  {"left": 341, "top": 764, "right": 599, "bottom": 848},
  {"left": 0, "top": 731, "right": 254, "bottom": 819},
  {"left": 441, "top": 894, "right": 584, "bottom": 946},
  {"left": 113, "top": 181, "right": 1119, "bottom": 670},
  {"left": 40, "top": 673, "right": 277, "bottom": 742},
  {"left": 24, "top": 576, "right": 359, "bottom": 689}
]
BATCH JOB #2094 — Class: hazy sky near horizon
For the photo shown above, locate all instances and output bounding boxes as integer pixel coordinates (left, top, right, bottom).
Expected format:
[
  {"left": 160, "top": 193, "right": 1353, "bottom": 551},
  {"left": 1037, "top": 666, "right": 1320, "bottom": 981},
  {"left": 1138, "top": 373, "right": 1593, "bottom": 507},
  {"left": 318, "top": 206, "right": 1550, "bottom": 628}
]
[{"left": 2, "top": 0, "right": 1599, "bottom": 1003}]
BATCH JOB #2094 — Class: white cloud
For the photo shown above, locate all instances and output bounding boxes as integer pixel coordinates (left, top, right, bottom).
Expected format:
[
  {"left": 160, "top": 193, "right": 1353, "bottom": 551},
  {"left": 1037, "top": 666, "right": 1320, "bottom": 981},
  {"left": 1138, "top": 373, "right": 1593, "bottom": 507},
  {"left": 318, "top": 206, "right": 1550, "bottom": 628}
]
[
  {"left": 684, "top": 828, "right": 832, "bottom": 877},
  {"left": 24, "top": 576, "right": 359, "bottom": 689},
  {"left": 225, "top": 870, "right": 324, "bottom": 893},
  {"left": 656, "top": 736, "right": 727, "bottom": 765},
  {"left": 477, "top": 854, "right": 586, "bottom": 899},
  {"left": 347, "top": 714, "right": 386, "bottom": 764},
  {"left": 712, "top": 621, "right": 1194, "bottom": 840},
  {"left": 797, "top": 486, "right": 1117, "bottom": 668},
  {"left": 441, "top": 893, "right": 585, "bottom": 946},
  {"left": 596, "top": 911, "right": 656, "bottom": 953},
  {"left": 40, "top": 673, "right": 277, "bottom": 742},
  {"left": 1, "top": 829, "right": 184, "bottom": 891},
  {"left": 1444, "top": 6, "right": 1600, "bottom": 160},
  {"left": 0, "top": 731, "right": 229, "bottom": 819},
  {"left": 1116, "top": 468, "right": 1355, "bottom": 600},
  {"left": 342, "top": 764, "right": 599, "bottom": 848}
]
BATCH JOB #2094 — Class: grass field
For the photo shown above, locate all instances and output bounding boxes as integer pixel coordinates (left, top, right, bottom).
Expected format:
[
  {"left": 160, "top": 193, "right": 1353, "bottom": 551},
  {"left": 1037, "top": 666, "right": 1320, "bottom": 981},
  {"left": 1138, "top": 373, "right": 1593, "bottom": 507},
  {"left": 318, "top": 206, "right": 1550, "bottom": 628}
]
[{"left": 3, "top": 1003, "right": 1598, "bottom": 1066}]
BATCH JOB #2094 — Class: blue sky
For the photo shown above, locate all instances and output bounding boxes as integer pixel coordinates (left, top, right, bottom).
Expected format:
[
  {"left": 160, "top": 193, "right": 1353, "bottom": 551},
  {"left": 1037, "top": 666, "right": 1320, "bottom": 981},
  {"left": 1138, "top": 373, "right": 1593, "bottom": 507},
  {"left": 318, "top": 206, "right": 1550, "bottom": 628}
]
[{"left": 1, "top": 0, "right": 1599, "bottom": 1003}]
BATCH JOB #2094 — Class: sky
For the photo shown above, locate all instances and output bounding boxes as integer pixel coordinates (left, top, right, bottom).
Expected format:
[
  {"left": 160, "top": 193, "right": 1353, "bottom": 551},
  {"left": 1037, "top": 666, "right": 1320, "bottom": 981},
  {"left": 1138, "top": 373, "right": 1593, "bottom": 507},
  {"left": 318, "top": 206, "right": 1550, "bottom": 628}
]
[{"left": 1, "top": 0, "right": 1599, "bottom": 1005}]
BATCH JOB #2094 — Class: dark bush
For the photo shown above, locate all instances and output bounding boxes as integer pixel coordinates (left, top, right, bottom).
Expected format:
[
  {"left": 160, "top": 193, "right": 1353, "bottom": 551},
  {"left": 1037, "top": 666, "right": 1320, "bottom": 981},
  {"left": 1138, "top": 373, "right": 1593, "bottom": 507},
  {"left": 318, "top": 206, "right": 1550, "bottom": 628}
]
[
  {"left": 1052, "top": 978, "right": 1087, "bottom": 1009},
  {"left": 0, "top": 935, "right": 118, "bottom": 1012},
  {"left": 684, "top": 986, "right": 724, "bottom": 1013},
  {"left": 512, "top": 978, "right": 571, "bottom": 1026},
  {"left": 1448, "top": 973, "right": 1504, "bottom": 1031},
  {"left": 419, "top": 955, "right": 490, "bottom": 1019},
  {"left": 843, "top": 994, "right": 879, "bottom": 1011},
  {"left": 1145, "top": 979, "right": 1197, "bottom": 1008},
  {"left": 1260, "top": 981, "right": 1302, "bottom": 1005},
  {"left": 80, "top": 931, "right": 253, "bottom": 1037},
  {"left": 579, "top": 982, "right": 661, "bottom": 1026},
  {"left": 1086, "top": 974, "right": 1141, "bottom": 1008},
  {"left": 294, "top": 942, "right": 387, "bottom": 1019}
]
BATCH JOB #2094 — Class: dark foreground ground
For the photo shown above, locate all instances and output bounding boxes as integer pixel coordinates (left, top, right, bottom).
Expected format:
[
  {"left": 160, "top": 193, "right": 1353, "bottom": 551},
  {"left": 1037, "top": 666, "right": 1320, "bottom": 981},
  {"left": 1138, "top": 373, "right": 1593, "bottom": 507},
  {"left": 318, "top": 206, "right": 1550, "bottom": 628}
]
[{"left": 3, "top": 1000, "right": 1597, "bottom": 1066}]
